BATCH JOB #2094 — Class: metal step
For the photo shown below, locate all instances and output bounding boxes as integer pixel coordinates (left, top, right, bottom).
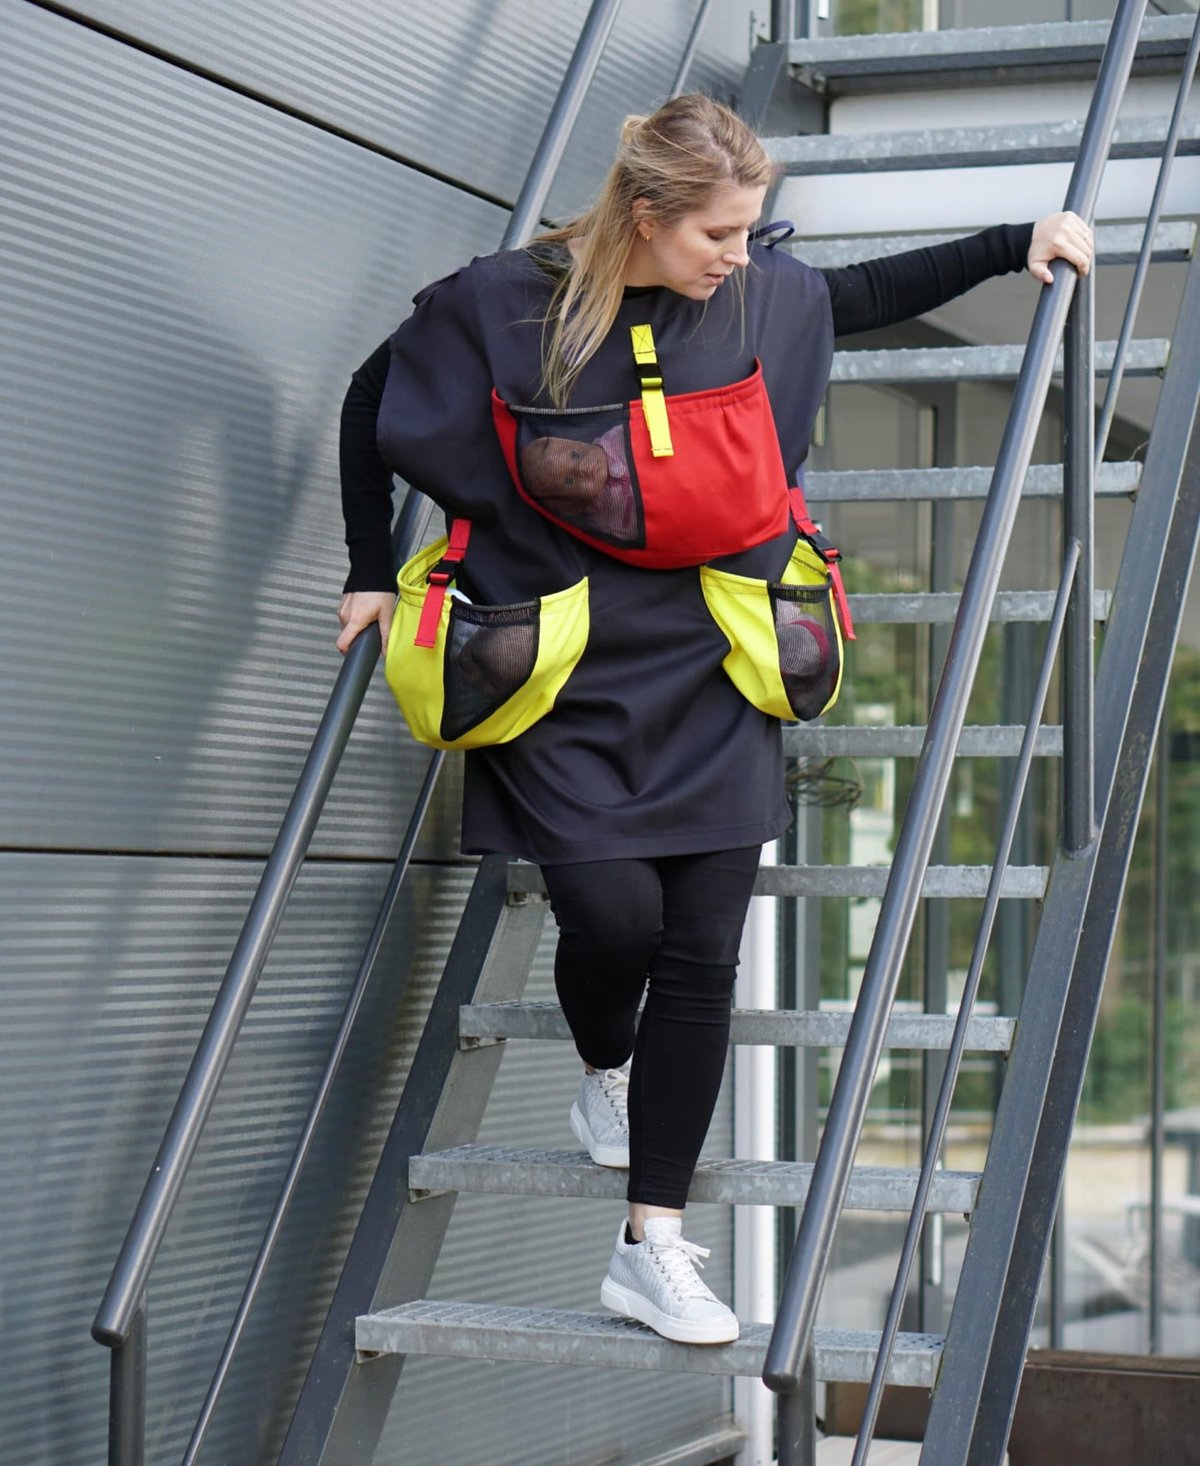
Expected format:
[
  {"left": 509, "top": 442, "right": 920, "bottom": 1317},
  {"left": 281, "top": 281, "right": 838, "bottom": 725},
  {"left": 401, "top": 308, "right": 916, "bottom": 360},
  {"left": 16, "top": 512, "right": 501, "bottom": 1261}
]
[
  {"left": 356, "top": 1300, "right": 944, "bottom": 1386},
  {"left": 793, "top": 222, "right": 1196, "bottom": 270},
  {"left": 784, "top": 15, "right": 1196, "bottom": 92},
  {"left": 409, "top": 1145, "right": 982, "bottom": 1213},
  {"left": 764, "top": 115, "right": 1200, "bottom": 175},
  {"left": 754, "top": 864, "right": 1046, "bottom": 899},
  {"left": 805, "top": 461, "right": 1140, "bottom": 503},
  {"left": 508, "top": 862, "right": 1046, "bottom": 900},
  {"left": 781, "top": 723, "right": 1063, "bottom": 758},
  {"left": 830, "top": 339, "right": 1168, "bottom": 384},
  {"left": 849, "top": 588, "right": 1110, "bottom": 624},
  {"left": 459, "top": 1001, "right": 1016, "bottom": 1052}
]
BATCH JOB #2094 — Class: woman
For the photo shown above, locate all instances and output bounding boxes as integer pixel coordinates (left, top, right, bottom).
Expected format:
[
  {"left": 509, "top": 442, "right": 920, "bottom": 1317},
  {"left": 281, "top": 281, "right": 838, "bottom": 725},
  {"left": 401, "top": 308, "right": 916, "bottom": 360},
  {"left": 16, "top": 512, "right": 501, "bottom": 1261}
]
[{"left": 336, "top": 95, "right": 1093, "bottom": 1346}]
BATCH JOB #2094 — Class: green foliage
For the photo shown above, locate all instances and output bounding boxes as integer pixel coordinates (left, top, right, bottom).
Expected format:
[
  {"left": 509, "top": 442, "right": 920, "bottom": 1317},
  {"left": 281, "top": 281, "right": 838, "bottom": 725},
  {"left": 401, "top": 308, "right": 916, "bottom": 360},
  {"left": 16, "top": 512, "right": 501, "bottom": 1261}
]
[
  {"left": 802, "top": 552, "right": 1200, "bottom": 1133},
  {"left": 834, "top": 0, "right": 925, "bottom": 36},
  {"left": 1078, "top": 643, "right": 1200, "bottom": 1124}
]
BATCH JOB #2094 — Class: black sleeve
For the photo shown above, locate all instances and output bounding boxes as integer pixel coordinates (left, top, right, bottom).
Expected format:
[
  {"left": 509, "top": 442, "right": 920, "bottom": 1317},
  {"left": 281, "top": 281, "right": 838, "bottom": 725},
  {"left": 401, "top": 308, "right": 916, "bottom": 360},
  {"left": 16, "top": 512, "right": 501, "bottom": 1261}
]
[
  {"left": 340, "top": 339, "right": 396, "bottom": 593},
  {"left": 820, "top": 222, "right": 1035, "bottom": 336}
]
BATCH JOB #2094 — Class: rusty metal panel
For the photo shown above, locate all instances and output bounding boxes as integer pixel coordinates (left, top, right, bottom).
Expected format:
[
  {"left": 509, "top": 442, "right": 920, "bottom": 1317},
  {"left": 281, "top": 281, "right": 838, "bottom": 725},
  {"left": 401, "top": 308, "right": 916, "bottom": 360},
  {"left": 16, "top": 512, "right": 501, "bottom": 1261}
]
[{"left": 1008, "top": 1352, "right": 1200, "bottom": 1466}]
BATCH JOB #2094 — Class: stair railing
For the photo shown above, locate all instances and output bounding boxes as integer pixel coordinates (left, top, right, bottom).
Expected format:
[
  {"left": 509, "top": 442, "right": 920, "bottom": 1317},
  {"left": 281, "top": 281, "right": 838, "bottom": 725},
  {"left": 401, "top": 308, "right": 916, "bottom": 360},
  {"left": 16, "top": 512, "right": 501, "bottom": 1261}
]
[
  {"left": 847, "top": 16, "right": 1200, "bottom": 1459},
  {"left": 90, "top": 4, "right": 626, "bottom": 1462},
  {"left": 764, "top": 0, "right": 1155, "bottom": 1422}
]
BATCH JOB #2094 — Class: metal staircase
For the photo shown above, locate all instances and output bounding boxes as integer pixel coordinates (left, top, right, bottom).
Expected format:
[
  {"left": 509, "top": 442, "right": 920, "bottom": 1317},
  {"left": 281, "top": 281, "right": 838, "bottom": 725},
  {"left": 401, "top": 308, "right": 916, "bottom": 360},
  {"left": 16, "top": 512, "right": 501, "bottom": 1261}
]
[
  {"left": 93, "top": 5, "right": 1200, "bottom": 1465},
  {"left": 329, "top": 10, "right": 1200, "bottom": 1464}
]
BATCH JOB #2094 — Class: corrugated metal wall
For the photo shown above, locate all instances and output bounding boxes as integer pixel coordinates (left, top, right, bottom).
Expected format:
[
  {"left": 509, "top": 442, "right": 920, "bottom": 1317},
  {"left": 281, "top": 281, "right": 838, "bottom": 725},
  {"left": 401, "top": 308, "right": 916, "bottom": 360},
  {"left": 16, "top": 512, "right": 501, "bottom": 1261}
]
[{"left": 0, "top": 1, "right": 754, "bottom": 1461}]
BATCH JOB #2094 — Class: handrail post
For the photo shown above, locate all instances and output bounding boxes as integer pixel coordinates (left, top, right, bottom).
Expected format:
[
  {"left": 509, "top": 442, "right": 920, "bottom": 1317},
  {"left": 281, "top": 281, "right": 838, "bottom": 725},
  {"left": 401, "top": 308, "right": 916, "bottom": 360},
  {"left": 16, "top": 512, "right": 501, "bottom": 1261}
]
[
  {"left": 1064, "top": 264, "right": 1096, "bottom": 854},
  {"left": 777, "top": 1350, "right": 817, "bottom": 1466},
  {"left": 107, "top": 1295, "right": 146, "bottom": 1466}
]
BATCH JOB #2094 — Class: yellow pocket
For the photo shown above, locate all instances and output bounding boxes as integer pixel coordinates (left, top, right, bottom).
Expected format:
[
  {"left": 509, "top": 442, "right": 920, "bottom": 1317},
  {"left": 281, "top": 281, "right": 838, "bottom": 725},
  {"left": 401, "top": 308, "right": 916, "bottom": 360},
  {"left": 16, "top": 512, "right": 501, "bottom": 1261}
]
[
  {"left": 386, "top": 537, "right": 589, "bottom": 749},
  {"left": 700, "top": 538, "right": 843, "bottom": 722}
]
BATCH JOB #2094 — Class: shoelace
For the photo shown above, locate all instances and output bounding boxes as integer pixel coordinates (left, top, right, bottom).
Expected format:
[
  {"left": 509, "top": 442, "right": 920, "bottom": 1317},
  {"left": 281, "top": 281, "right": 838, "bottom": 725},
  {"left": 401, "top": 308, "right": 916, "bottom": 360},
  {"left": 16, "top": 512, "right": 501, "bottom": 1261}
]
[
  {"left": 647, "top": 1233, "right": 714, "bottom": 1300},
  {"left": 598, "top": 1064, "right": 630, "bottom": 1122}
]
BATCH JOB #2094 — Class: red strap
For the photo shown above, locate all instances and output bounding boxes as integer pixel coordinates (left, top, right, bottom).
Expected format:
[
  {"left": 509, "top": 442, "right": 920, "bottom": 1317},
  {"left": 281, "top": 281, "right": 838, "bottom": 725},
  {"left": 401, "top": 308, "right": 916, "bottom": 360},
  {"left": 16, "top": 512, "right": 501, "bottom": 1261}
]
[
  {"left": 414, "top": 518, "right": 471, "bottom": 648},
  {"left": 788, "top": 486, "right": 855, "bottom": 642},
  {"left": 828, "top": 562, "right": 855, "bottom": 643}
]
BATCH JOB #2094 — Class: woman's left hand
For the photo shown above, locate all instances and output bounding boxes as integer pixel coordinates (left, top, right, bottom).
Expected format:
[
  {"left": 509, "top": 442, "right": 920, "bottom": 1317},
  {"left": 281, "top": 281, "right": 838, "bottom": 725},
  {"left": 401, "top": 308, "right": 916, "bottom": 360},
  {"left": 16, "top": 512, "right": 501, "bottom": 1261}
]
[{"left": 1028, "top": 211, "right": 1094, "bottom": 285}]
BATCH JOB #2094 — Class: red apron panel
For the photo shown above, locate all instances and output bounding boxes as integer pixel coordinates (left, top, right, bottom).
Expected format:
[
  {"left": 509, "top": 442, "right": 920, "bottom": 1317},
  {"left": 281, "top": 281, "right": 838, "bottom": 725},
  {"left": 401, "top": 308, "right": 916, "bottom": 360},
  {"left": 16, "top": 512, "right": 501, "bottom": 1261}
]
[{"left": 492, "top": 363, "right": 790, "bottom": 570}]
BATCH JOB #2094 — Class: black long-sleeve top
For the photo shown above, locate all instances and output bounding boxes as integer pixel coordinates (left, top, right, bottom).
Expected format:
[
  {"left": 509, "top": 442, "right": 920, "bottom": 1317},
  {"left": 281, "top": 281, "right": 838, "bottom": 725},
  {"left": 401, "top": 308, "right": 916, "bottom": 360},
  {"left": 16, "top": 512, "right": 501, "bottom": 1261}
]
[{"left": 342, "top": 223, "right": 1034, "bottom": 862}]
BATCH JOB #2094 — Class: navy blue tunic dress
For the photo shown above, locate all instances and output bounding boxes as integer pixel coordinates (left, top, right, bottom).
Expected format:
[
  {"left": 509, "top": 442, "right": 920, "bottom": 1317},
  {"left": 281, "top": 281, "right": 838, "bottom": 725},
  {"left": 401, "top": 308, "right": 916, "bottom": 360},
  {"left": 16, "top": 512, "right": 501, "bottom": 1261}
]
[{"left": 341, "top": 225, "right": 1034, "bottom": 864}]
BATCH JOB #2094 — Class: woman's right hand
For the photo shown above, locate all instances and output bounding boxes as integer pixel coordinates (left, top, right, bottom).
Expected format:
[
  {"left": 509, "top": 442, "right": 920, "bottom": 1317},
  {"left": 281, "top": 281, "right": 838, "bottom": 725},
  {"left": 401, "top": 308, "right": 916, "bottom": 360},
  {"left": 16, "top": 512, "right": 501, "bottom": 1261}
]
[{"left": 337, "top": 591, "right": 397, "bottom": 655}]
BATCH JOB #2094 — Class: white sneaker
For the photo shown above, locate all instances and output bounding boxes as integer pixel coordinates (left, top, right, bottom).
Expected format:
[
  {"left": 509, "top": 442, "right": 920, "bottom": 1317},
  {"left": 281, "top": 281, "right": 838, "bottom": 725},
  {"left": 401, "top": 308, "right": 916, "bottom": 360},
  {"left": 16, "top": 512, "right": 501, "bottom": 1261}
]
[
  {"left": 570, "top": 1061, "right": 630, "bottom": 1168},
  {"left": 600, "top": 1217, "right": 739, "bottom": 1345}
]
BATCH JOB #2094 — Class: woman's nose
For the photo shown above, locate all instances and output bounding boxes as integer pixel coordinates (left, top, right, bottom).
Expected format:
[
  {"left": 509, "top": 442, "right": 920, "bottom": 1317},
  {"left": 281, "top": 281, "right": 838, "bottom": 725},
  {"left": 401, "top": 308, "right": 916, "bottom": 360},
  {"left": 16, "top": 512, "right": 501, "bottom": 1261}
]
[{"left": 724, "top": 237, "right": 750, "bottom": 267}]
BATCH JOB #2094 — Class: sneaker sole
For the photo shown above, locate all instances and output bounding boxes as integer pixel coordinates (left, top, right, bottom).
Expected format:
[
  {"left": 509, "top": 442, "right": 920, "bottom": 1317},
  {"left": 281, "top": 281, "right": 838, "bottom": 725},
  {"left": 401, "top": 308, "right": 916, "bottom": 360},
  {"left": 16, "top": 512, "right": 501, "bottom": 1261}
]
[
  {"left": 600, "top": 1275, "right": 739, "bottom": 1346},
  {"left": 570, "top": 1102, "right": 629, "bottom": 1169}
]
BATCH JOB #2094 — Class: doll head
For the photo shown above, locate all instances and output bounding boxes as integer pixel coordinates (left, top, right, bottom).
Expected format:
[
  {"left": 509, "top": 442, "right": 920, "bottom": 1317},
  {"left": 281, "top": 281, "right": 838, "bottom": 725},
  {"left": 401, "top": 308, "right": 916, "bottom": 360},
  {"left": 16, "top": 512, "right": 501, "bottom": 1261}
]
[
  {"left": 518, "top": 435, "right": 610, "bottom": 517},
  {"left": 457, "top": 621, "right": 536, "bottom": 702}
]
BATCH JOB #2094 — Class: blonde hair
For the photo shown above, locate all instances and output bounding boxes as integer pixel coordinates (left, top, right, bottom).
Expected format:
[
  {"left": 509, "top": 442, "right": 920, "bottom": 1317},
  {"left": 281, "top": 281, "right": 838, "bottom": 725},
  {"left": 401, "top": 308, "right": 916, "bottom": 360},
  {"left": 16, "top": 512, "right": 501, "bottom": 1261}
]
[{"left": 531, "top": 94, "right": 774, "bottom": 405}]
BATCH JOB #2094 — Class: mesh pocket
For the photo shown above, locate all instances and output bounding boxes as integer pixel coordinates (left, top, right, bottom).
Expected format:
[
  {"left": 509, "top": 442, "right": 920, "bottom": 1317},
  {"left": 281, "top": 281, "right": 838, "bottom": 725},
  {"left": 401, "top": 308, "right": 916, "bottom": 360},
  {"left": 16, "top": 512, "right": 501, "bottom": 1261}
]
[
  {"left": 441, "top": 601, "right": 540, "bottom": 743},
  {"left": 770, "top": 583, "right": 840, "bottom": 721},
  {"left": 513, "top": 408, "right": 643, "bottom": 547}
]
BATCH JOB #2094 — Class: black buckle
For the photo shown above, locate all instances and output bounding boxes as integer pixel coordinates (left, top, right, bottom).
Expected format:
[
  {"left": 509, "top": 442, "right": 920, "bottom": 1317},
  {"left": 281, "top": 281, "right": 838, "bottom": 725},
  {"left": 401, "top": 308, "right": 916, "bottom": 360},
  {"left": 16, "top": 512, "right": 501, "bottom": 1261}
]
[
  {"left": 426, "top": 561, "right": 456, "bottom": 586},
  {"left": 634, "top": 361, "right": 663, "bottom": 389},
  {"left": 798, "top": 525, "right": 840, "bottom": 564}
]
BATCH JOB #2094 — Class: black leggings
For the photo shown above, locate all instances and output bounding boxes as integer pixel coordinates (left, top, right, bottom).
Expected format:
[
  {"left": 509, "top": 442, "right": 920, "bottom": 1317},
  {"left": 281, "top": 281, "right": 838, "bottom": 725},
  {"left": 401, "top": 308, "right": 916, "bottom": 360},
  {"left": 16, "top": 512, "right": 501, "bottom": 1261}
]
[{"left": 540, "top": 846, "right": 761, "bottom": 1209}]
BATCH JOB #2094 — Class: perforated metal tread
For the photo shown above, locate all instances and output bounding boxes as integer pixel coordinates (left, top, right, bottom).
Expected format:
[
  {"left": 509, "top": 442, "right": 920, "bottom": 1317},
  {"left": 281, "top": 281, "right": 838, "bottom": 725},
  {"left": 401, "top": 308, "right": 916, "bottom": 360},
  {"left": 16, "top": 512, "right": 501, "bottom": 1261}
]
[
  {"left": 782, "top": 724, "right": 1063, "bottom": 758},
  {"left": 761, "top": 864, "right": 1046, "bottom": 898},
  {"left": 784, "top": 15, "right": 1195, "bottom": 86},
  {"left": 794, "top": 224, "right": 1195, "bottom": 271},
  {"left": 804, "top": 461, "right": 1141, "bottom": 503},
  {"left": 765, "top": 116, "right": 1200, "bottom": 174},
  {"left": 356, "top": 1300, "right": 945, "bottom": 1385},
  {"left": 409, "top": 1145, "right": 982, "bottom": 1213},
  {"left": 848, "top": 589, "right": 1110, "bottom": 624},
  {"left": 507, "top": 862, "right": 1044, "bottom": 900},
  {"left": 830, "top": 339, "right": 1168, "bottom": 383},
  {"left": 460, "top": 1001, "right": 1016, "bottom": 1052}
]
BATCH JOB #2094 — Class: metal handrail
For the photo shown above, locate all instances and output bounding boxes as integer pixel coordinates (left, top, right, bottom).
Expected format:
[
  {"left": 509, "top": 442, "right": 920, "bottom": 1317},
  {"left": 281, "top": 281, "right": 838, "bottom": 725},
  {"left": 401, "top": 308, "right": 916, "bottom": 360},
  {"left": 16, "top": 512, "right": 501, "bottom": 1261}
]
[
  {"left": 1096, "top": 7, "right": 1200, "bottom": 461},
  {"left": 174, "top": 5, "right": 631, "bottom": 1457},
  {"left": 670, "top": 0, "right": 715, "bottom": 97},
  {"left": 764, "top": 0, "right": 1152, "bottom": 1397},
  {"left": 848, "top": 24, "right": 1200, "bottom": 1448},
  {"left": 179, "top": 700, "right": 441, "bottom": 1466},
  {"left": 849, "top": 539, "right": 1082, "bottom": 1465},
  {"left": 92, "top": 1, "right": 627, "bottom": 1459},
  {"left": 90, "top": 486, "right": 423, "bottom": 1349}
]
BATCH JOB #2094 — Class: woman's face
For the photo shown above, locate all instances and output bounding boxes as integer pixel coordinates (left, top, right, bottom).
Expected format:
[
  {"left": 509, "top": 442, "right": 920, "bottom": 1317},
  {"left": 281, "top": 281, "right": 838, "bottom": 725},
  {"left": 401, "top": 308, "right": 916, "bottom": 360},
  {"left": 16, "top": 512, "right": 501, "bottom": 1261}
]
[{"left": 626, "top": 182, "right": 768, "bottom": 299}]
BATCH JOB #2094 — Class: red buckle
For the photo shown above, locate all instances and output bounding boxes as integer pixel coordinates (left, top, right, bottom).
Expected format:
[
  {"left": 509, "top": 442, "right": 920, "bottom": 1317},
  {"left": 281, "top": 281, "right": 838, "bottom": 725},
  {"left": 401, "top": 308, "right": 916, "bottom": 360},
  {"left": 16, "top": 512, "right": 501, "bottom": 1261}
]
[
  {"left": 789, "top": 486, "right": 853, "bottom": 640},
  {"left": 413, "top": 519, "right": 472, "bottom": 649}
]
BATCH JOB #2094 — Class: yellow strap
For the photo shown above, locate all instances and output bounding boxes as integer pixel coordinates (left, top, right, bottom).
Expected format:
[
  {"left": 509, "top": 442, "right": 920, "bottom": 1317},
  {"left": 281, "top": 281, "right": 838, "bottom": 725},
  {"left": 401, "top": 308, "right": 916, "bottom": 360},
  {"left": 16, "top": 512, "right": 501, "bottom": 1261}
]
[{"left": 630, "top": 324, "right": 674, "bottom": 457}]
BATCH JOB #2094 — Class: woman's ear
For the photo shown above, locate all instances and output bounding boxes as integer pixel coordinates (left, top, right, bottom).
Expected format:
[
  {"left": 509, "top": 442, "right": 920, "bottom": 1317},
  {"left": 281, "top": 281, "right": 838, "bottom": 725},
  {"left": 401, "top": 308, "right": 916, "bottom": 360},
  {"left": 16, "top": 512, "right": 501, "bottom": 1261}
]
[{"left": 631, "top": 198, "right": 654, "bottom": 241}]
